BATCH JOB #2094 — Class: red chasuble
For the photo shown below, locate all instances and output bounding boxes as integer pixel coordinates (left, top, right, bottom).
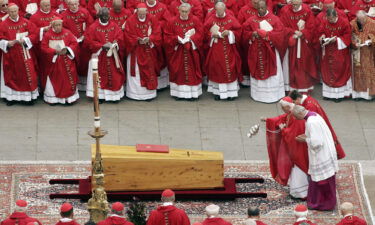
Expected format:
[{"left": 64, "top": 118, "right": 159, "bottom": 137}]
[
  {"left": 109, "top": 8, "right": 132, "bottom": 29},
  {"left": 61, "top": 7, "right": 93, "bottom": 77},
  {"left": 204, "top": 14, "right": 242, "bottom": 84},
  {"left": 337, "top": 0, "right": 357, "bottom": 14},
  {"left": 301, "top": 95, "right": 346, "bottom": 159},
  {"left": 87, "top": 0, "right": 113, "bottom": 17},
  {"left": 317, "top": 16, "right": 351, "bottom": 88},
  {"left": 293, "top": 220, "right": 317, "bottom": 225},
  {"left": 0, "top": 17, "right": 38, "bottom": 92},
  {"left": 266, "top": 113, "right": 309, "bottom": 185},
  {"left": 1, "top": 212, "right": 42, "bottom": 225},
  {"left": 126, "top": 0, "right": 145, "bottom": 11},
  {"left": 41, "top": 28, "right": 79, "bottom": 98},
  {"left": 237, "top": 0, "right": 273, "bottom": 12},
  {"left": 164, "top": 15, "right": 203, "bottom": 86},
  {"left": 242, "top": 12, "right": 285, "bottom": 80},
  {"left": 30, "top": 10, "right": 59, "bottom": 28},
  {"left": 85, "top": 20, "right": 125, "bottom": 91},
  {"left": 336, "top": 216, "right": 368, "bottom": 225},
  {"left": 146, "top": 205, "right": 190, "bottom": 225},
  {"left": 202, "top": 0, "right": 238, "bottom": 17},
  {"left": 124, "top": 14, "right": 161, "bottom": 90},
  {"left": 316, "top": 8, "right": 347, "bottom": 24},
  {"left": 168, "top": 0, "right": 204, "bottom": 21},
  {"left": 202, "top": 217, "right": 232, "bottom": 225},
  {"left": 97, "top": 216, "right": 134, "bottom": 225},
  {"left": 279, "top": 4, "right": 318, "bottom": 89},
  {"left": 350, "top": 0, "right": 375, "bottom": 20}
]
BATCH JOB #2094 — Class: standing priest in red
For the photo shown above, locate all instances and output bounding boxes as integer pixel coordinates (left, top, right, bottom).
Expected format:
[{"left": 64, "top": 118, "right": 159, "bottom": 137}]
[
  {"left": 164, "top": 2, "right": 203, "bottom": 100},
  {"left": 41, "top": 17, "right": 79, "bottom": 105},
  {"left": 204, "top": 1, "right": 241, "bottom": 100},
  {"left": 85, "top": 7, "right": 125, "bottom": 102},
  {"left": 242, "top": 1, "right": 285, "bottom": 103},
  {"left": 317, "top": 8, "right": 352, "bottom": 102},
  {"left": 146, "top": 189, "right": 191, "bottom": 225},
  {"left": 61, "top": 0, "right": 93, "bottom": 90},
  {"left": 97, "top": 202, "right": 134, "bottom": 225},
  {"left": 0, "top": 3, "right": 39, "bottom": 106},
  {"left": 279, "top": 0, "right": 318, "bottom": 94},
  {"left": 124, "top": 3, "right": 161, "bottom": 101},
  {"left": 109, "top": 0, "right": 131, "bottom": 30},
  {"left": 55, "top": 203, "right": 80, "bottom": 225},
  {"left": 1, "top": 200, "right": 42, "bottom": 225}
]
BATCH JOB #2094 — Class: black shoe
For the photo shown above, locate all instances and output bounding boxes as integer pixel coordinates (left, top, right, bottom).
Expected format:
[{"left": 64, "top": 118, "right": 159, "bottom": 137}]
[
  {"left": 6, "top": 100, "right": 14, "bottom": 106},
  {"left": 334, "top": 98, "right": 342, "bottom": 103},
  {"left": 323, "top": 97, "right": 330, "bottom": 101},
  {"left": 49, "top": 103, "right": 58, "bottom": 106},
  {"left": 214, "top": 95, "right": 220, "bottom": 101},
  {"left": 227, "top": 97, "right": 236, "bottom": 101},
  {"left": 354, "top": 98, "right": 361, "bottom": 102},
  {"left": 98, "top": 99, "right": 105, "bottom": 104}
]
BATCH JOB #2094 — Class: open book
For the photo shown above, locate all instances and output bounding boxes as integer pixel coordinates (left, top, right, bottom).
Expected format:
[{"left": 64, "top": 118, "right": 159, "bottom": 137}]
[{"left": 49, "top": 40, "right": 66, "bottom": 51}]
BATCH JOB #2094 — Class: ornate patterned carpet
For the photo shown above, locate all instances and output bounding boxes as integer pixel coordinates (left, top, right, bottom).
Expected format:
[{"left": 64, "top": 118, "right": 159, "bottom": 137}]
[{"left": 0, "top": 161, "right": 373, "bottom": 225}]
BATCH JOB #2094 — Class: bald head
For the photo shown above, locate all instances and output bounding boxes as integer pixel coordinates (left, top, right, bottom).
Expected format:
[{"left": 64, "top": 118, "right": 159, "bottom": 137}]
[
  {"left": 40, "top": 0, "right": 51, "bottom": 12},
  {"left": 340, "top": 202, "right": 354, "bottom": 216},
  {"left": 291, "top": 0, "right": 302, "bottom": 11},
  {"left": 215, "top": 1, "right": 226, "bottom": 17},
  {"left": 98, "top": 7, "right": 109, "bottom": 23},
  {"left": 112, "top": 0, "right": 123, "bottom": 12}
]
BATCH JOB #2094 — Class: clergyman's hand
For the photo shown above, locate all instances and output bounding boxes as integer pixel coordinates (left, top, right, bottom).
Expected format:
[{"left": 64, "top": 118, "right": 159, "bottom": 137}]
[{"left": 295, "top": 134, "right": 307, "bottom": 142}]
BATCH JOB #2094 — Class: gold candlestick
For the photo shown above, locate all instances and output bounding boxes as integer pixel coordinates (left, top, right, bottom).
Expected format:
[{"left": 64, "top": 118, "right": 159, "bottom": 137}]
[{"left": 87, "top": 57, "right": 110, "bottom": 223}]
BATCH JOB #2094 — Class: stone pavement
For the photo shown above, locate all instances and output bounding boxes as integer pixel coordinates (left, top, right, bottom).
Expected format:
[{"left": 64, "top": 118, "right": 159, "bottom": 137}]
[{"left": 0, "top": 84, "right": 374, "bottom": 215}]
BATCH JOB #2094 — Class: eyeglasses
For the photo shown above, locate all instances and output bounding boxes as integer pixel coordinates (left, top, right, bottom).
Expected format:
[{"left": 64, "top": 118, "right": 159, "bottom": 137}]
[{"left": 1, "top": 4, "right": 8, "bottom": 6}]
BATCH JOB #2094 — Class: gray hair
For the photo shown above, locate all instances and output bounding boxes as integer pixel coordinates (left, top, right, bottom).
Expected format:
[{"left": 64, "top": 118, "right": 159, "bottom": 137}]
[
  {"left": 356, "top": 10, "right": 367, "bottom": 18},
  {"left": 292, "top": 105, "right": 307, "bottom": 116},
  {"left": 215, "top": 1, "right": 226, "bottom": 8},
  {"left": 179, "top": 2, "right": 191, "bottom": 10}
]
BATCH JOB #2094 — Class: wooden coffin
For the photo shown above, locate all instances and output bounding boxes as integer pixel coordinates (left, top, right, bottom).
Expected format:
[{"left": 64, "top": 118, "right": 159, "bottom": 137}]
[{"left": 91, "top": 144, "right": 224, "bottom": 191}]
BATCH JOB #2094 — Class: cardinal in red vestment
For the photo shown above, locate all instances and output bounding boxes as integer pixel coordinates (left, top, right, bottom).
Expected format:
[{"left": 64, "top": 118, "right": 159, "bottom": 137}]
[
  {"left": 317, "top": 8, "right": 352, "bottom": 102},
  {"left": 204, "top": 2, "right": 241, "bottom": 100},
  {"left": 279, "top": 0, "right": 318, "bottom": 93},
  {"left": 316, "top": 0, "right": 348, "bottom": 24},
  {"left": 50, "top": 0, "right": 86, "bottom": 13},
  {"left": 349, "top": 0, "right": 375, "bottom": 20},
  {"left": 11, "top": 0, "right": 39, "bottom": 18},
  {"left": 202, "top": 204, "right": 232, "bottom": 225},
  {"left": 97, "top": 202, "right": 134, "bottom": 225},
  {"left": 168, "top": 0, "right": 203, "bottom": 20},
  {"left": 41, "top": 17, "right": 79, "bottom": 105},
  {"left": 124, "top": 3, "right": 161, "bottom": 100},
  {"left": 146, "top": 189, "right": 191, "bottom": 225},
  {"left": 109, "top": 0, "right": 132, "bottom": 30},
  {"left": 61, "top": 0, "right": 93, "bottom": 90},
  {"left": 55, "top": 203, "right": 81, "bottom": 225},
  {"left": 293, "top": 205, "right": 317, "bottom": 225},
  {"left": 85, "top": 7, "right": 125, "bottom": 101},
  {"left": 289, "top": 90, "right": 346, "bottom": 159},
  {"left": 242, "top": 1, "right": 285, "bottom": 103},
  {"left": 263, "top": 96, "right": 309, "bottom": 198},
  {"left": 0, "top": 3, "right": 39, "bottom": 105},
  {"left": 1, "top": 200, "right": 42, "bottom": 225},
  {"left": 164, "top": 2, "right": 203, "bottom": 100},
  {"left": 202, "top": 0, "right": 238, "bottom": 18},
  {"left": 337, "top": 202, "right": 368, "bottom": 225},
  {"left": 145, "top": 0, "right": 172, "bottom": 90},
  {"left": 30, "top": 0, "right": 59, "bottom": 91}
]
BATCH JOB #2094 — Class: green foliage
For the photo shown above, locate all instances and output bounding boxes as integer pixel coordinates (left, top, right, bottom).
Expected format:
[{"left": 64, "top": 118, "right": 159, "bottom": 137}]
[{"left": 127, "top": 197, "right": 147, "bottom": 225}]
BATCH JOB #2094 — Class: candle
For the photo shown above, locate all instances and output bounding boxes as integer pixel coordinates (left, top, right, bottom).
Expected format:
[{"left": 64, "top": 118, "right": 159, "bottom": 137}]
[{"left": 92, "top": 58, "right": 98, "bottom": 70}]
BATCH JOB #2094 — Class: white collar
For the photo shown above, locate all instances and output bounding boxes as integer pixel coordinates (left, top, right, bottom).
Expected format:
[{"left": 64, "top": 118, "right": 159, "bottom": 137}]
[
  {"left": 10, "top": 16, "right": 19, "bottom": 22},
  {"left": 301, "top": 94, "right": 307, "bottom": 104},
  {"left": 344, "top": 214, "right": 353, "bottom": 218},
  {"left": 41, "top": 9, "right": 50, "bottom": 14},
  {"left": 138, "top": 16, "right": 146, "bottom": 22},
  {"left": 146, "top": 1, "right": 157, "bottom": 7},
  {"left": 162, "top": 202, "right": 173, "bottom": 206},
  {"left": 99, "top": 19, "right": 108, "bottom": 25},
  {"left": 296, "top": 217, "right": 307, "bottom": 222},
  {"left": 216, "top": 12, "right": 226, "bottom": 18},
  {"left": 208, "top": 215, "right": 217, "bottom": 218},
  {"left": 108, "top": 214, "right": 124, "bottom": 218},
  {"left": 180, "top": 16, "right": 188, "bottom": 20},
  {"left": 293, "top": 5, "right": 302, "bottom": 12},
  {"left": 69, "top": 9, "right": 78, "bottom": 13},
  {"left": 60, "top": 218, "right": 73, "bottom": 222}
]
